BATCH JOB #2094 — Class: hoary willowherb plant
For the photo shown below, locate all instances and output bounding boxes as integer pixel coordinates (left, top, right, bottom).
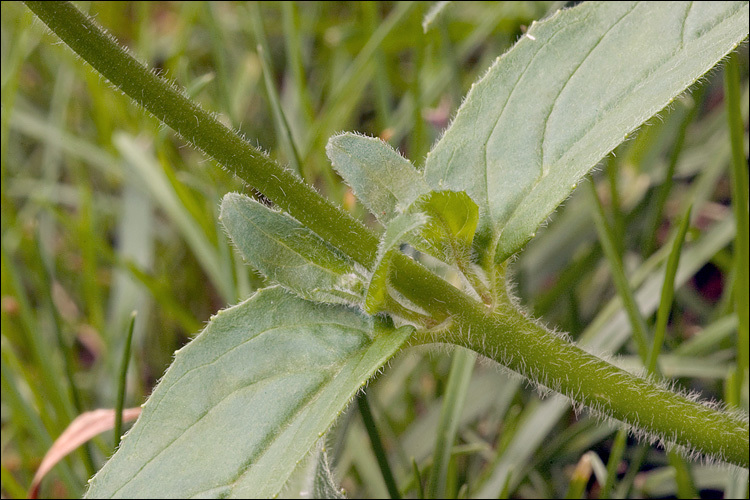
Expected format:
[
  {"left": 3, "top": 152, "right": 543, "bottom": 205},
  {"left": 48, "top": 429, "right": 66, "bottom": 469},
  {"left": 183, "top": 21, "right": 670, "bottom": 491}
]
[{"left": 23, "top": 1, "right": 749, "bottom": 498}]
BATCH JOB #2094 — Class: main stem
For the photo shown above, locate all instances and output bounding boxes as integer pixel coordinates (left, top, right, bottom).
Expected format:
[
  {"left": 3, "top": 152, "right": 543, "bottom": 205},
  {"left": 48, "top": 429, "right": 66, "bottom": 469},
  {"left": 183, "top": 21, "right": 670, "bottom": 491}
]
[
  {"left": 25, "top": 1, "right": 749, "bottom": 468},
  {"left": 392, "top": 261, "right": 749, "bottom": 467}
]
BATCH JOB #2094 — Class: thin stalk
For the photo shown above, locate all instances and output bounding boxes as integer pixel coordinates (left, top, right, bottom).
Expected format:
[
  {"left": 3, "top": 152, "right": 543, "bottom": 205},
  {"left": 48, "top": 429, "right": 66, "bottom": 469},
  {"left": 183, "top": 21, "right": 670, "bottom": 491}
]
[
  {"left": 668, "top": 451, "right": 699, "bottom": 499},
  {"left": 281, "top": 1, "right": 315, "bottom": 126},
  {"left": 426, "top": 348, "right": 476, "bottom": 499},
  {"left": 361, "top": 1, "right": 393, "bottom": 132},
  {"left": 411, "top": 458, "right": 425, "bottom": 499},
  {"left": 114, "top": 312, "right": 136, "bottom": 450},
  {"left": 248, "top": 3, "right": 304, "bottom": 178},
  {"left": 598, "top": 429, "right": 627, "bottom": 499},
  {"left": 646, "top": 205, "right": 692, "bottom": 373},
  {"left": 24, "top": 1, "right": 750, "bottom": 469},
  {"left": 587, "top": 178, "right": 651, "bottom": 362},
  {"left": 605, "top": 155, "right": 624, "bottom": 255},
  {"left": 614, "top": 444, "right": 650, "bottom": 498},
  {"left": 34, "top": 236, "right": 96, "bottom": 477},
  {"left": 409, "top": 4, "right": 427, "bottom": 163},
  {"left": 203, "top": 3, "right": 234, "bottom": 125},
  {"left": 643, "top": 85, "right": 705, "bottom": 257},
  {"left": 724, "top": 50, "right": 750, "bottom": 402},
  {"left": 357, "top": 392, "right": 401, "bottom": 499}
]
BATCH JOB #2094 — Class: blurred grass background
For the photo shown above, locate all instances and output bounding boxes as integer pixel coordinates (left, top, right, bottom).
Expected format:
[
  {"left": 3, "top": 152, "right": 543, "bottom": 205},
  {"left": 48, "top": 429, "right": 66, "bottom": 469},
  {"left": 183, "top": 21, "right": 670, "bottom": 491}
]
[{"left": 1, "top": 2, "right": 748, "bottom": 498}]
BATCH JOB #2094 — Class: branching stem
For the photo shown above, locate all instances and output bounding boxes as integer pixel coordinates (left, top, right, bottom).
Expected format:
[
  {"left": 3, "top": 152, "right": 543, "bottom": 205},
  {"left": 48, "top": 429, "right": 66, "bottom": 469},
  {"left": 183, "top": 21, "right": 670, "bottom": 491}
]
[{"left": 24, "top": 0, "right": 749, "bottom": 469}]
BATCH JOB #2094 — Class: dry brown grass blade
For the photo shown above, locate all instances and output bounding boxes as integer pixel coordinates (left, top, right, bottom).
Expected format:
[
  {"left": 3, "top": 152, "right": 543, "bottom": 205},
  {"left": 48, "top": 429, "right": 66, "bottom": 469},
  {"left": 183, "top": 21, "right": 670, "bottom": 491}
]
[{"left": 28, "top": 408, "right": 142, "bottom": 498}]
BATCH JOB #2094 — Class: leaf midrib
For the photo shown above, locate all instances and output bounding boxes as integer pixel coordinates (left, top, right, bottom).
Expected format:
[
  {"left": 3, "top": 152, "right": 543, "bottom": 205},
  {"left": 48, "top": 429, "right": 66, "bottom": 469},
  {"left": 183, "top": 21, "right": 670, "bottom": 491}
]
[{"left": 113, "top": 319, "right": 372, "bottom": 497}]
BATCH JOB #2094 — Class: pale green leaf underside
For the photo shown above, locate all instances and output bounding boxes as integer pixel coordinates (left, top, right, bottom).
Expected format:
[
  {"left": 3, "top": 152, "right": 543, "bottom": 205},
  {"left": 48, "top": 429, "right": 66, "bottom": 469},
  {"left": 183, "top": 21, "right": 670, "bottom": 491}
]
[
  {"left": 424, "top": 0, "right": 749, "bottom": 263},
  {"left": 85, "top": 287, "right": 412, "bottom": 498},
  {"left": 220, "top": 192, "right": 364, "bottom": 304},
  {"left": 327, "top": 132, "right": 428, "bottom": 224}
]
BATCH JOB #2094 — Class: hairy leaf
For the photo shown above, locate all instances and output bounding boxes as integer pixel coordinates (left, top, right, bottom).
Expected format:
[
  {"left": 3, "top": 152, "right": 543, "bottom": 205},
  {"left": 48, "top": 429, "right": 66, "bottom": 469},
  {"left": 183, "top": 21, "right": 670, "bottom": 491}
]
[
  {"left": 220, "top": 192, "right": 364, "bottom": 304},
  {"left": 409, "top": 190, "right": 479, "bottom": 265},
  {"left": 365, "top": 213, "right": 428, "bottom": 314},
  {"left": 327, "top": 132, "right": 428, "bottom": 224},
  {"left": 85, "top": 287, "right": 413, "bottom": 498},
  {"left": 424, "top": 1, "right": 749, "bottom": 263}
]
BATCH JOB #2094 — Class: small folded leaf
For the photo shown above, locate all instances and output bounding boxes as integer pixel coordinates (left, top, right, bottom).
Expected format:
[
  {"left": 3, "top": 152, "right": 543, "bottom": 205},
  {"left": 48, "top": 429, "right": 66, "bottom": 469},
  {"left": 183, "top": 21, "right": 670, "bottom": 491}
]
[
  {"left": 220, "top": 192, "right": 364, "bottom": 304},
  {"left": 327, "top": 132, "right": 429, "bottom": 223},
  {"left": 424, "top": 1, "right": 749, "bottom": 263},
  {"left": 85, "top": 287, "right": 413, "bottom": 498},
  {"left": 365, "top": 213, "right": 428, "bottom": 314},
  {"left": 409, "top": 190, "right": 479, "bottom": 265}
]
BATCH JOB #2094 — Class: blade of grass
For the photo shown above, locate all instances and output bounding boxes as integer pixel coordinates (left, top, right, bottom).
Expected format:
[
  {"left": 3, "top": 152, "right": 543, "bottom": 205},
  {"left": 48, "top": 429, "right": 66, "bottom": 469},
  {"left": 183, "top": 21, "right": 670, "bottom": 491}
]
[
  {"left": 673, "top": 314, "right": 737, "bottom": 356},
  {"left": 0, "top": 239, "right": 75, "bottom": 431},
  {"left": 113, "top": 133, "right": 234, "bottom": 304},
  {"left": 587, "top": 177, "right": 651, "bottom": 361},
  {"left": 202, "top": 3, "right": 235, "bottom": 125},
  {"left": 35, "top": 235, "right": 97, "bottom": 477},
  {"left": 426, "top": 348, "right": 476, "bottom": 499},
  {"left": 0, "top": 345, "right": 82, "bottom": 496},
  {"left": 357, "top": 392, "right": 401, "bottom": 499},
  {"left": 614, "top": 444, "right": 650, "bottom": 498},
  {"left": 724, "top": 50, "right": 749, "bottom": 404},
  {"left": 643, "top": 86, "right": 706, "bottom": 256},
  {"left": 75, "top": 182, "right": 105, "bottom": 332},
  {"left": 114, "top": 312, "right": 136, "bottom": 449},
  {"left": 361, "top": 1, "right": 394, "bottom": 133},
  {"left": 281, "top": 1, "right": 314, "bottom": 127},
  {"left": 408, "top": 4, "right": 426, "bottom": 162},
  {"left": 411, "top": 458, "right": 425, "bottom": 499},
  {"left": 646, "top": 205, "right": 692, "bottom": 373},
  {"left": 1, "top": 463, "right": 27, "bottom": 499},
  {"left": 668, "top": 450, "right": 699, "bottom": 499},
  {"left": 605, "top": 155, "right": 624, "bottom": 255},
  {"left": 306, "top": 2, "right": 415, "bottom": 157},
  {"left": 598, "top": 428, "right": 627, "bottom": 499},
  {"left": 256, "top": 43, "right": 304, "bottom": 178},
  {"left": 248, "top": 3, "right": 304, "bottom": 179}
]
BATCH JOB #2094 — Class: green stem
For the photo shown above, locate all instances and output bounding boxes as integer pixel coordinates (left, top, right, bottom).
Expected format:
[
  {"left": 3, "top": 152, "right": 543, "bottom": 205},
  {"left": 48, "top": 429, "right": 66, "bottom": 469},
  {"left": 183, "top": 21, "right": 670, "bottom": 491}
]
[
  {"left": 646, "top": 205, "right": 692, "bottom": 374},
  {"left": 598, "top": 429, "right": 627, "bottom": 499},
  {"left": 400, "top": 267, "right": 749, "bottom": 467},
  {"left": 724, "top": 50, "right": 750, "bottom": 400},
  {"left": 357, "top": 392, "right": 401, "bottom": 499},
  {"left": 426, "top": 348, "right": 476, "bottom": 499},
  {"left": 24, "top": 0, "right": 750, "bottom": 469},
  {"left": 588, "top": 179, "right": 651, "bottom": 362},
  {"left": 114, "top": 312, "right": 136, "bottom": 450}
]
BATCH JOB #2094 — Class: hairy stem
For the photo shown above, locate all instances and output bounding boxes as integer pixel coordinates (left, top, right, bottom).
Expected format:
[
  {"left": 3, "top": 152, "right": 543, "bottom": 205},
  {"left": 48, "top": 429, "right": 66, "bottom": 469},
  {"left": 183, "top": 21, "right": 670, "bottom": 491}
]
[
  {"left": 24, "top": 0, "right": 749, "bottom": 468},
  {"left": 400, "top": 269, "right": 749, "bottom": 467},
  {"left": 23, "top": 0, "right": 379, "bottom": 268}
]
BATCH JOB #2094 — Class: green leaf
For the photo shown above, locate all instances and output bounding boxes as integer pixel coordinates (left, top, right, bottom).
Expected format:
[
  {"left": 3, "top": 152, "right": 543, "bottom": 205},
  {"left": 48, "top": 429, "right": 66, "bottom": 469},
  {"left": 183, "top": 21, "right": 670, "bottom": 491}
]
[
  {"left": 365, "top": 213, "right": 428, "bottom": 314},
  {"left": 327, "top": 132, "right": 428, "bottom": 224},
  {"left": 220, "top": 192, "right": 365, "bottom": 304},
  {"left": 424, "top": 1, "right": 749, "bottom": 263},
  {"left": 84, "top": 287, "right": 413, "bottom": 498},
  {"left": 409, "top": 190, "right": 479, "bottom": 265}
]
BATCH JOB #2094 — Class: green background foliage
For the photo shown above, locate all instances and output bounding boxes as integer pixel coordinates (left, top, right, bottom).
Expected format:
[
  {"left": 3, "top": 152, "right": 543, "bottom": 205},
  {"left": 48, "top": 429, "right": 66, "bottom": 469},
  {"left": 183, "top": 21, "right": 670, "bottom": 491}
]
[{"left": 1, "top": 2, "right": 748, "bottom": 498}]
